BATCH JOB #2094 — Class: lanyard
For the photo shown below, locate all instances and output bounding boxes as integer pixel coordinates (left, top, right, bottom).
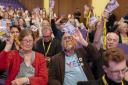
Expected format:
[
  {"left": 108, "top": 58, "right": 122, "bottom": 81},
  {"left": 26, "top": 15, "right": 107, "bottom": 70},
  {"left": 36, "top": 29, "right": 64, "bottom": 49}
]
[
  {"left": 103, "top": 18, "right": 107, "bottom": 50},
  {"left": 42, "top": 39, "right": 53, "bottom": 56},
  {"left": 85, "top": 11, "right": 91, "bottom": 41},
  {"left": 86, "top": 11, "right": 91, "bottom": 27},
  {"left": 102, "top": 75, "right": 124, "bottom": 85}
]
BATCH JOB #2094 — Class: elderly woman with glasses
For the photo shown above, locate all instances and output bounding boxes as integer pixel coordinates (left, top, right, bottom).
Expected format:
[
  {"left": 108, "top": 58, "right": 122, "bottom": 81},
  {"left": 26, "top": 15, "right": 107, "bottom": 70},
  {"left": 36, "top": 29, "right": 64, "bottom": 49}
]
[{"left": 0, "top": 29, "right": 48, "bottom": 85}]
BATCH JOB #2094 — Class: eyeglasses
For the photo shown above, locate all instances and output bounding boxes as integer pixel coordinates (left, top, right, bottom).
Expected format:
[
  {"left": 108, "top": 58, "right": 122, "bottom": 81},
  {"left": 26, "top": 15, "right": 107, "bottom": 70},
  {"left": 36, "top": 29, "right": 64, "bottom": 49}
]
[
  {"left": 43, "top": 36, "right": 51, "bottom": 38},
  {"left": 63, "top": 36, "right": 73, "bottom": 40},
  {"left": 22, "top": 39, "right": 33, "bottom": 43},
  {"left": 107, "top": 38, "right": 118, "bottom": 42},
  {"left": 110, "top": 67, "right": 128, "bottom": 74}
]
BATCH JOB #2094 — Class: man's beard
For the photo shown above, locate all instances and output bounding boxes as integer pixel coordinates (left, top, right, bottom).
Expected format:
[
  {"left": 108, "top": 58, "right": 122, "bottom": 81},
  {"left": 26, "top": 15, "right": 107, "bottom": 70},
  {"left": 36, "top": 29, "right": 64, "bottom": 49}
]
[{"left": 64, "top": 41, "right": 75, "bottom": 51}]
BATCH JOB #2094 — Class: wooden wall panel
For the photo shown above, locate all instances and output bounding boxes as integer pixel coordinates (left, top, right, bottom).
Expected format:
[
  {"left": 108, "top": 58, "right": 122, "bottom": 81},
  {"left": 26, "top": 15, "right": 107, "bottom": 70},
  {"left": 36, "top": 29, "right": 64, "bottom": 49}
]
[
  {"left": 58, "top": 0, "right": 73, "bottom": 16},
  {"left": 54, "top": 0, "right": 90, "bottom": 17},
  {"left": 19, "top": 0, "right": 128, "bottom": 19},
  {"left": 19, "top": 0, "right": 43, "bottom": 11},
  {"left": 72, "top": 0, "right": 91, "bottom": 16},
  {"left": 54, "top": 0, "right": 59, "bottom": 16},
  {"left": 19, "top": 0, "right": 90, "bottom": 16},
  {"left": 114, "top": 0, "right": 128, "bottom": 20}
]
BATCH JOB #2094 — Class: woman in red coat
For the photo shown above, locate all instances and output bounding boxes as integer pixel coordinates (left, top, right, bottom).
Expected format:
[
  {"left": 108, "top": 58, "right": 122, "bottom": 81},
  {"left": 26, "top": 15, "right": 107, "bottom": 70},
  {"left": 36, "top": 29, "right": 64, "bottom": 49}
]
[{"left": 0, "top": 29, "right": 48, "bottom": 85}]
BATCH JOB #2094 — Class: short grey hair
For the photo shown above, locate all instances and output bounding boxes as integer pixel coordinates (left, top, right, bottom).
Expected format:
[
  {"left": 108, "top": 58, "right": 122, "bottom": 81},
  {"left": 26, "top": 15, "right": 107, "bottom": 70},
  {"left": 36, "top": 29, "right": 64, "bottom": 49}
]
[{"left": 106, "top": 32, "right": 119, "bottom": 42}]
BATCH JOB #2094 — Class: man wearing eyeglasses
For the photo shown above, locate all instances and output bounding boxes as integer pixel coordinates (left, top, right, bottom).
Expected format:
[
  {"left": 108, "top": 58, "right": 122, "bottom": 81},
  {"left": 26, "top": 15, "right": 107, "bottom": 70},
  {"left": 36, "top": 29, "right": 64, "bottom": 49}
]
[
  {"left": 78, "top": 48, "right": 128, "bottom": 85},
  {"left": 48, "top": 29, "right": 99, "bottom": 85},
  {"left": 34, "top": 25, "right": 62, "bottom": 66}
]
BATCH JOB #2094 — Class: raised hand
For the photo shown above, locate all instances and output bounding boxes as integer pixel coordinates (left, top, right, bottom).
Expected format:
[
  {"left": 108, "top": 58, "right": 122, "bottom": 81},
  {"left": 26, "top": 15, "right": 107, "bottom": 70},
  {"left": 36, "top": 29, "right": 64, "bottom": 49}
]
[
  {"left": 13, "top": 35, "right": 20, "bottom": 46},
  {"left": 72, "top": 29, "right": 88, "bottom": 47},
  {"left": 4, "top": 34, "right": 14, "bottom": 51}
]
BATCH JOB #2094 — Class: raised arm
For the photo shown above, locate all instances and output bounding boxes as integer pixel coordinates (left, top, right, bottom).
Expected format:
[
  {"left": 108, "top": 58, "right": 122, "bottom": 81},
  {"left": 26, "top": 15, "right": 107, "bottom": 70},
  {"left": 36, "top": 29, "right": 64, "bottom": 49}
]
[
  {"left": 73, "top": 29, "right": 99, "bottom": 61},
  {"left": 93, "top": 20, "right": 104, "bottom": 50},
  {"left": 73, "top": 28, "right": 88, "bottom": 47},
  {"left": 0, "top": 34, "right": 14, "bottom": 70}
]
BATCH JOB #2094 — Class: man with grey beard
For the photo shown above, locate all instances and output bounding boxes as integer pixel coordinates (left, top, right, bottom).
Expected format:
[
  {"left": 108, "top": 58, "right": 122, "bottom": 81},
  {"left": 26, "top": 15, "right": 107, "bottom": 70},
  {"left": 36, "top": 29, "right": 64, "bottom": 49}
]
[{"left": 48, "top": 29, "right": 99, "bottom": 85}]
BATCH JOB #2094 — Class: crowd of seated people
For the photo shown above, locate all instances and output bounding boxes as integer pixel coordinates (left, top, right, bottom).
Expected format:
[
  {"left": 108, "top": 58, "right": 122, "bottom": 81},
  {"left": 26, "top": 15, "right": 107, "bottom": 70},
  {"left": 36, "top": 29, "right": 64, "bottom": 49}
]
[{"left": 0, "top": 4, "right": 128, "bottom": 85}]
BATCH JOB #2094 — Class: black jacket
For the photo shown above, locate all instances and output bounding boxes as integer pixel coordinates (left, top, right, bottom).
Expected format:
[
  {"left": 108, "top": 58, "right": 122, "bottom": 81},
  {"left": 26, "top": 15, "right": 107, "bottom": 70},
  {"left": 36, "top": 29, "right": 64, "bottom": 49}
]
[
  {"left": 77, "top": 75, "right": 128, "bottom": 85},
  {"left": 34, "top": 38, "right": 62, "bottom": 57}
]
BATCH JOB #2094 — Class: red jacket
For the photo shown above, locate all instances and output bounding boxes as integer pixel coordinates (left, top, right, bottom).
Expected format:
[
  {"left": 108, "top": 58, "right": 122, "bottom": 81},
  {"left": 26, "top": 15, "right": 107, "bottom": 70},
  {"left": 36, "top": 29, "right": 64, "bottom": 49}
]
[{"left": 0, "top": 50, "right": 48, "bottom": 85}]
